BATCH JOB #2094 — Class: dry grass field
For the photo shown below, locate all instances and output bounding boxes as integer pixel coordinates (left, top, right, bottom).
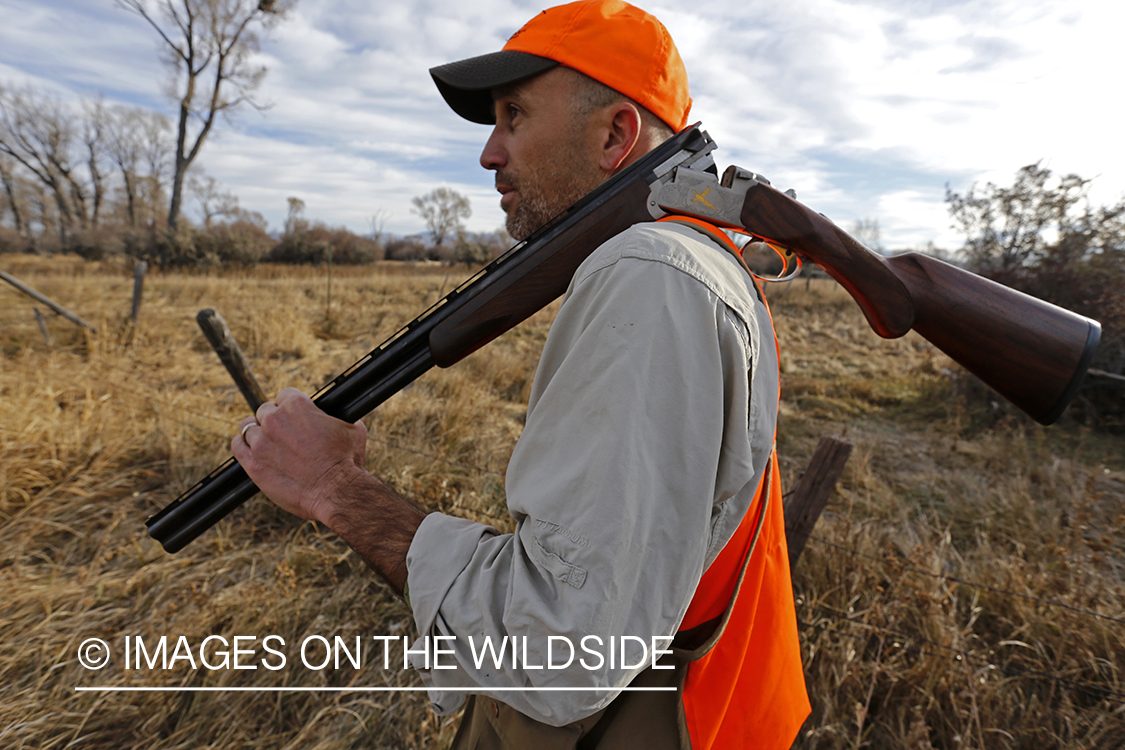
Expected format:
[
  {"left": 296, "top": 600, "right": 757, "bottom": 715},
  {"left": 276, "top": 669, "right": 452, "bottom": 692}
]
[{"left": 1, "top": 253, "right": 1122, "bottom": 749}]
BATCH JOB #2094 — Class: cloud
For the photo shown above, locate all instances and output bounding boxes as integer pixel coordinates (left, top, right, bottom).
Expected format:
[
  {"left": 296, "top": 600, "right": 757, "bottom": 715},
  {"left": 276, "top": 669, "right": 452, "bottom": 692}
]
[
  {"left": 0, "top": 0, "right": 168, "bottom": 107},
  {"left": 2, "top": 0, "right": 1123, "bottom": 251},
  {"left": 193, "top": 128, "right": 506, "bottom": 236},
  {"left": 875, "top": 188, "right": 961, "bottom": 249},
  {"left": 938, "top": 34, "right": 1024, "bottom": 75}
]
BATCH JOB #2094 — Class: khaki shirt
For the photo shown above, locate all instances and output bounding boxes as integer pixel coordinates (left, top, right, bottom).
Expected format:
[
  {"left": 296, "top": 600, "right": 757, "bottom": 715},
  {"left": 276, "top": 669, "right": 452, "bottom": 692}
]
[{"left": 405, "top": 222, "right": 776, "bottom": 726}]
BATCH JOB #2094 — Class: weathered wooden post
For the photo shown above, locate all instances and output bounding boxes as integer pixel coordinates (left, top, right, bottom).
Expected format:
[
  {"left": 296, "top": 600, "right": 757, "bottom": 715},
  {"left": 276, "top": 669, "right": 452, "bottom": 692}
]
[
  {"left": 0, "top": 268, "right": 97, "bottom": 333},
  {"left": 33, "top": 307, "right": 51, "bottom": 348},
  {"left": 326, "top": 246, "right": 332, "bottom": 321},
  {"left": 783, "top": 435, "right": 853, "bottom": 568},
  {"left": 130, "top": 260, "right": 148, "bottom": 320},
  {"left": 196, "top": 309, "right": 269, "bottom": 412}
]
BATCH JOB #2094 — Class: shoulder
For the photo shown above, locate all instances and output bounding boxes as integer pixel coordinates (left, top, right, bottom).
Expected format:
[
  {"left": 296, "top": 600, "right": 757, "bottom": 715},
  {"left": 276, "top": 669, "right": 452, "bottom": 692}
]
[{"left": 569, "top": 222, "right": 759, "bottom": 326}]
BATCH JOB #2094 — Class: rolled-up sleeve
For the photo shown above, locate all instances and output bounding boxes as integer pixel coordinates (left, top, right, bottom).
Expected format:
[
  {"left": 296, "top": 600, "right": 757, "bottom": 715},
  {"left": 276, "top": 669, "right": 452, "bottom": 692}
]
[{"left": 404, "top": 223, "right": 761, "bottom": 726}]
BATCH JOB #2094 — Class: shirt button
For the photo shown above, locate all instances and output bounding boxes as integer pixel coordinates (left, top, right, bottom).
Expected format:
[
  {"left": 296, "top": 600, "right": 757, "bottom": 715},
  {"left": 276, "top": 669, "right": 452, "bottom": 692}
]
[{"left": 492, "top": 701, "right": 499, "bottom": 718}]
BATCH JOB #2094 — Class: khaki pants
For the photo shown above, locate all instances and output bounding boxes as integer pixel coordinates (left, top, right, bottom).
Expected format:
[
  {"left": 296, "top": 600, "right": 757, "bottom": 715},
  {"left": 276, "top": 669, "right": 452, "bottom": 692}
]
[{"left": 449, "top": 659, "right": 689, "bottom": 750}]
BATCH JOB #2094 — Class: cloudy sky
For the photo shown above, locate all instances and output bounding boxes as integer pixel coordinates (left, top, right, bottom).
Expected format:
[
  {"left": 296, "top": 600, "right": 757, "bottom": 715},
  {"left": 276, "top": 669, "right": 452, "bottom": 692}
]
[{"left": 1, "top": 0, "right": 1121, "bottom": 250}]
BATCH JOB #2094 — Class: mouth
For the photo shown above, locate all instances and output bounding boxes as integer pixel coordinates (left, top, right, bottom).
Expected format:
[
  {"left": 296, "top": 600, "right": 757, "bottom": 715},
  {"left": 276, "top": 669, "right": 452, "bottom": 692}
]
[{"left": 497, "top": 183, "right": 517, "bottom": 211}]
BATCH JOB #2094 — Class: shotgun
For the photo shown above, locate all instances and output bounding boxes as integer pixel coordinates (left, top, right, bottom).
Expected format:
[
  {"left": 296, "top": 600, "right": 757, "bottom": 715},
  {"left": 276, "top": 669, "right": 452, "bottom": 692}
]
[{"left": 146, "top": 124, "right": 1100, "bottom": 553}]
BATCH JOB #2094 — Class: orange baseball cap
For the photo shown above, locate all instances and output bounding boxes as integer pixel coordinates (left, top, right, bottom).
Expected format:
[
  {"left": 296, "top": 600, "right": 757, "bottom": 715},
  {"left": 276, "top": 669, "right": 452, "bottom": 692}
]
[{"left": 430, "top": 0, "right": 692, "bottom": 132}]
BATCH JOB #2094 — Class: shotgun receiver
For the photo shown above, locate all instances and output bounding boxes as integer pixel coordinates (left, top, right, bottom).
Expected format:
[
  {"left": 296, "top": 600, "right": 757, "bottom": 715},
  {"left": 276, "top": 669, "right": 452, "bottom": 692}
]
[{"left": 146, "top": 124, "right": 1100, "bottom": 553}]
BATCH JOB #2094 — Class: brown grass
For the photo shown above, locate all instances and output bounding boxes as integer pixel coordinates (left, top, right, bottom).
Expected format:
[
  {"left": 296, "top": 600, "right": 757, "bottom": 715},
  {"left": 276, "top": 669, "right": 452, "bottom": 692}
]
[{"left": 1, "top": 255, "right": 1122, "bottom": 749}]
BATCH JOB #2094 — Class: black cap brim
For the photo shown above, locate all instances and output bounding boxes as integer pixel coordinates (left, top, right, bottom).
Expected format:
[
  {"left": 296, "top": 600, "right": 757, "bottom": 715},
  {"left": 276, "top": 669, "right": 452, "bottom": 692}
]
[{"left": 430, "top": 50, "right": 559, "bottom": 125}]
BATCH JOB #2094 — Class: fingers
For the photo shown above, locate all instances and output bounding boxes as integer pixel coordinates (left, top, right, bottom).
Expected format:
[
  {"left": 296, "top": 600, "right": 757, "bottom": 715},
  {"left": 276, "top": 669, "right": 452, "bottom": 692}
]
[
  {"left": 233, "top": 415, "right": 259, "bottom": 460},
  {"left": 236, "top": 388, "right": 315, "bottom": 452},
  {"left": 252, "top": 388, "right": 312, "bottom": 432},
  {"left": 273, "top": 387, "right": 312, "bottom": 409},
  {"left": 255, "top": 399, "right": 279, "bottom": 423},
  {"left": 240, "top": 419, "right": 260, "bottom": 445}
]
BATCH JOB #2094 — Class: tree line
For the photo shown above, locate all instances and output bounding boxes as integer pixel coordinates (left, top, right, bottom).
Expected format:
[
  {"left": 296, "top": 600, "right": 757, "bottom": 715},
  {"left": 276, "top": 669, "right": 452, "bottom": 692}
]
[
  {"left": 0, "top": 0, "right": 507, "bottom": 268},
  {"left": 0, "top": 88, "right": 506, "bottom": 268},
  {"left": 0, "top": 87, "right": 168, "bottom": 243},
  {"left": 0, "top": 0, "right": 288, "bottom": 259}
]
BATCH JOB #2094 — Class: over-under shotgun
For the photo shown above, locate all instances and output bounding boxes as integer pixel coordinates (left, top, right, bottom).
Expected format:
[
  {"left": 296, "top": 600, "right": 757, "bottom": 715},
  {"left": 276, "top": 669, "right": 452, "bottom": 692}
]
[{"left": 147, "top": 125, "right": 1100, "bottom": 553}]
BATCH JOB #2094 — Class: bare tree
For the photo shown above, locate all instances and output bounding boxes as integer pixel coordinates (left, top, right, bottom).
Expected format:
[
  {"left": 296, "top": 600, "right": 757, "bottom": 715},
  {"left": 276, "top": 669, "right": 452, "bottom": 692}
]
[
  {"left": 0, "top": 152, "right": 27, "bottom": 235},
  {"left": 946, "top": 163, "right": 1087, "bottom": 274},
  {"left": 28, "top": 181, "right": 55, "bottom": 242},
  {"left": 0, "top": 85, "right": 84, "bottom": 237},
  {"left": 284, "top": 195, "right": 306, "bottom": 235},
  {"left": 103, "top": 106, "right": 171, "bottom": 227},
  {"left": 188, "top": 171, "right": 239, "bottom": 226},
  {"left": 411, "top": 187, "right": 471, "bottom": 248},
  {"left": 369, "top": 207, "right": 390, "bottom": 246},
  {"left": 115, "top": 0, "right": 291, "bottom": 230},
  {"left": 138, "top": 109, "right": 172, "bottom": 228},
  {"left": 850, "top": 216, "right": 883, "bottom": 253},
  {"left": 81, "top": 99, "right": 111, "bottom": 226}
]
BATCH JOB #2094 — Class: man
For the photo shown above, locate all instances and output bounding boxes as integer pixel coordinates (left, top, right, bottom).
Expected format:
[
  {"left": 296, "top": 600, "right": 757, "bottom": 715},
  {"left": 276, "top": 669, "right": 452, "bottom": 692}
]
[{"left": 232, "top": 1, "right": 809, "bottom": 747}]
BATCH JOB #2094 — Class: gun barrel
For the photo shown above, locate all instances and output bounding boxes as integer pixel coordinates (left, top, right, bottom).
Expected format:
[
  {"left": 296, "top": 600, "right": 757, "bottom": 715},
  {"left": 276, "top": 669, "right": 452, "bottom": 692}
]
[
  {"left": 146, "top": 343, "right": 437, "bottom": 552},
  {"left": 146, "top": 460, "right": 256, "bottom": 552}
]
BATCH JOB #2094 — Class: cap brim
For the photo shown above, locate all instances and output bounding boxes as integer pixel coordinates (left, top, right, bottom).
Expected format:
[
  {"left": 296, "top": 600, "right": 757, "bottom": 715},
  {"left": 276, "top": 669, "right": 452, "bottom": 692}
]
[{"left": 430, "top": 50, "right": 559, "bottom": 124}]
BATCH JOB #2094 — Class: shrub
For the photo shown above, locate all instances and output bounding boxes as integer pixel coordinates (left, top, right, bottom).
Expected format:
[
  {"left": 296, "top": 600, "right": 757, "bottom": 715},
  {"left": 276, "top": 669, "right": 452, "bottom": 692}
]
[
  {"left": 63, "top": 226, "right": 127, "bottom": 261},
  {"left": 194, "top": 220, "right": 275, "bottom": 267},
  {"left": 947, "top": 165, "right": 1125, "bottom": 429},
  {"left": 383, "top": 236, "right": 431, "bottom": 262},
  {"left": 266, "top": 224, "right": 382, "bottom": 265},
  {"left": 0, "top": 226, "right": 30, "bottom": 254},
  {"left": 142, "top": 225, "right": 204, "bottom": 269}
]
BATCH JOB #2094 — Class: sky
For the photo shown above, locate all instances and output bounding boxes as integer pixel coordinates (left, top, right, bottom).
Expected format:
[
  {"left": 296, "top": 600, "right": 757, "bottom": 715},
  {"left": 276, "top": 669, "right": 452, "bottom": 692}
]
[{"left": 0, "top": 0, "right": 1122, "bottom": 251}]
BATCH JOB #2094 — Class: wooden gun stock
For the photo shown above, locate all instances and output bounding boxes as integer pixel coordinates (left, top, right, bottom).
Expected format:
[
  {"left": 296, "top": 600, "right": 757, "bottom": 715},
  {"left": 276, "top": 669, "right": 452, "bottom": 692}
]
[
  {"left": 740, "top": 181, "right": 1101, "bottom": 425},
  {"left": 887, "top": 253, "right": 1099, "bottom": 425}
]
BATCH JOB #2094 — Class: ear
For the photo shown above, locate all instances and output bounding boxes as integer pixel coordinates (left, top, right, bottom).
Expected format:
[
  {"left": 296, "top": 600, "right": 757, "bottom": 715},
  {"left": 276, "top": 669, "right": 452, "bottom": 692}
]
[{"left": 597, "top": 102, "right": 643, "bottom": 174}]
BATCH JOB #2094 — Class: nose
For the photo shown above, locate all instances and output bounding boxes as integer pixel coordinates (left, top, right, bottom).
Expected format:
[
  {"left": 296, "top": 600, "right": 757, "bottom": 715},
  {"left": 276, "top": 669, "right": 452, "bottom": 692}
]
[{"left": 479, "top": 124, "right": 507, "bottom": 172}]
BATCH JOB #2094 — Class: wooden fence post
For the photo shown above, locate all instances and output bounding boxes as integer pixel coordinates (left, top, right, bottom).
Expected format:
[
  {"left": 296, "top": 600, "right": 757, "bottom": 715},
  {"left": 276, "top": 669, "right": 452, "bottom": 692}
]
[
  {"left": 130, "top": 260, "right": 148, "bottom": 320},
  {"left": 784, "top": 435, "right": 853, "bottom": 568},
  {"left": 34, "top": 307, "right": 51, "bottom": 348},
  {"left": 0, "top": 268, "right": 97, "bottom": 333},
  {"left": 196, "top": 309, "right": 269, "bottom": 412}
]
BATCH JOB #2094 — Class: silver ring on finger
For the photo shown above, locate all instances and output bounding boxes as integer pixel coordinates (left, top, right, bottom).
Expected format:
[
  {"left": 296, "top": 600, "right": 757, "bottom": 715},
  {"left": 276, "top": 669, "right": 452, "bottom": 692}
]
[{"left": 241, "top": 422, "right": 258, "bottom": 440}]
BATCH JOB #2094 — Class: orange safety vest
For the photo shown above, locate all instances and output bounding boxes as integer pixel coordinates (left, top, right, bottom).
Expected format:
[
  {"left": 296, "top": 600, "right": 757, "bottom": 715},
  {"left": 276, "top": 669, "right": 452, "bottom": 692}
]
[
  {"left": 662, "top": 215, "right": 810, "bottom": 750},
  {"left": 676, "top": 451, "right": 809, "bottom": 749}
]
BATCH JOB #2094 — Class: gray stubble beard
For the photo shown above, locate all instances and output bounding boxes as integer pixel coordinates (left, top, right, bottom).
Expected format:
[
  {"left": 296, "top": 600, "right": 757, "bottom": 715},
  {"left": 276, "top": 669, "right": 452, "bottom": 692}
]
[{"left": 502, "top": 138, "right": 608, "bottom": 242}]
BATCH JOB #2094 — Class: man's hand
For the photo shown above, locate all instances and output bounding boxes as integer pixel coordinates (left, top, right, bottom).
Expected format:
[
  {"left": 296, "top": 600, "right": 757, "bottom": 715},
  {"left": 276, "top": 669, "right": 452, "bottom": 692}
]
[
  {"left": 231, "top": 387, "right": 368, "bottom": 525},
  {"left": 231, "top": 387, "right": 426, "bottom": 595}
]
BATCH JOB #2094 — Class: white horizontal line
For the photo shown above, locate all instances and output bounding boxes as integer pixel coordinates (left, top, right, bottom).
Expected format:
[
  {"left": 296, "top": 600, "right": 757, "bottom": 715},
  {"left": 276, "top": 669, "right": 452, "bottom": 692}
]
[{"left": 75, "top": 686, "right": 676, "bottom": 693}]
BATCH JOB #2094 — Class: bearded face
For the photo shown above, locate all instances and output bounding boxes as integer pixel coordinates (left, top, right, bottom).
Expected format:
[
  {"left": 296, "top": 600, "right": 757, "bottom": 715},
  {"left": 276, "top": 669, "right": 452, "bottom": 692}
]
[
  {"left": 481, "top": 69, "right": 613, "bottom": 242},
  {"left": 497, "top": 127, "right": 607, "bottom": 241}
]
